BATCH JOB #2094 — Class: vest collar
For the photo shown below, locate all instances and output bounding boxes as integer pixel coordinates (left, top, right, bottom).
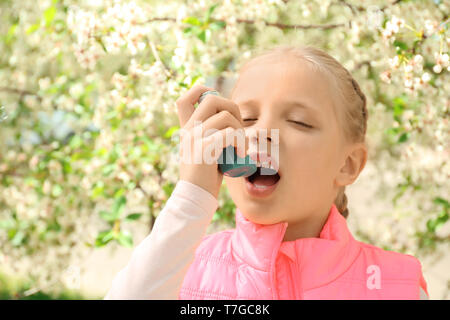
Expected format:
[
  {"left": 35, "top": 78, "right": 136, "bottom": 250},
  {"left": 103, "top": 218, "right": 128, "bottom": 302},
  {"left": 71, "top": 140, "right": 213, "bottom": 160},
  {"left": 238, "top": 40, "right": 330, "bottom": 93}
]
[{"left": 230, "top": 203, "right": 361, "bottom": 291}]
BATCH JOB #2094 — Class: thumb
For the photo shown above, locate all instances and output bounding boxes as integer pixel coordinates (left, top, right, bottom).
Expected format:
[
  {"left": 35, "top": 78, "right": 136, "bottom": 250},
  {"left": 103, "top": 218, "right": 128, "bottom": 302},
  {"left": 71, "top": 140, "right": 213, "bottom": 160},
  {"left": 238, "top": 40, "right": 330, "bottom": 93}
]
[{"left": 175, "top": 84, "right": 216, "bottom": 127}]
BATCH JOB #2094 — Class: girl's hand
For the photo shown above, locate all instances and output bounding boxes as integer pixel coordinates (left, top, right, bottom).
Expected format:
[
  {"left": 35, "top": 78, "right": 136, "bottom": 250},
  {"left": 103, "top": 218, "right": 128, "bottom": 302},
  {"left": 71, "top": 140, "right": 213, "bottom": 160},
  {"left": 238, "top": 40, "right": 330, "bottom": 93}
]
[{"left": 175, "top": 84, "right": 248, "bottom": 199}]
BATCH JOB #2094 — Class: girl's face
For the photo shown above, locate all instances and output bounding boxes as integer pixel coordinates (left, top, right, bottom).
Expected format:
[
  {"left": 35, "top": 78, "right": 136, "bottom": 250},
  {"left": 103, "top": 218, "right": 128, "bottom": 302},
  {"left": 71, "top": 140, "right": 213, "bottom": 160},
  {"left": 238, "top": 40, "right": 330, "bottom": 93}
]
[{"left": 225, "top": 57, "right": 362, "bottom": 239}]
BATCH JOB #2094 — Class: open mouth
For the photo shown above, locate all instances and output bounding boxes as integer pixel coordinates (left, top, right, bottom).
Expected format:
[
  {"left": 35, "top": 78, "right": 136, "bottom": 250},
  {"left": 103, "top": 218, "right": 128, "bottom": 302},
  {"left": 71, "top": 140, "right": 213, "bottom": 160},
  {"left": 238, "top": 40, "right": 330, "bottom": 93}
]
[{"left": 245, "top": 165, "right": 281, "bottom": 187}]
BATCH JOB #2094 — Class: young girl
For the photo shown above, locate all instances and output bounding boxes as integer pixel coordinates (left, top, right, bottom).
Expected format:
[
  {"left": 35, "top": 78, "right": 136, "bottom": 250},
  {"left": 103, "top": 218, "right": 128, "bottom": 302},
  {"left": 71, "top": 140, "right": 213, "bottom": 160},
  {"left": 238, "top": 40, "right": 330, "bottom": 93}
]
[{"left": 104, "top": 45, "right": 429, "bottom": 300}]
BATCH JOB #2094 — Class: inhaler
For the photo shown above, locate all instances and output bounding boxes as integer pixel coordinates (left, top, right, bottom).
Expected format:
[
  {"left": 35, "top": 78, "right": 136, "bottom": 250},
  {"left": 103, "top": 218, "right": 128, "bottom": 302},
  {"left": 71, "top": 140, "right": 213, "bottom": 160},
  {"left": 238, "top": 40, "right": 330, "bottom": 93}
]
[{"left": 197, "top": 90, "right": 257, "bottom": 178}]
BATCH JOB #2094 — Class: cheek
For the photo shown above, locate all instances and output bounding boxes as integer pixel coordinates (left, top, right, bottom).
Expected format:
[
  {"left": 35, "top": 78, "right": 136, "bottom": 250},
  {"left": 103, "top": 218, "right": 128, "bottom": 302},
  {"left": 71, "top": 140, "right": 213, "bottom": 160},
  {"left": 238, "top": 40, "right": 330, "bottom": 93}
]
[
  {"left": 286, "top": 132, "right": 337, "bottom": 179},
  {"left": 224, "top": 176, "right": 242, "bottom": 195}
]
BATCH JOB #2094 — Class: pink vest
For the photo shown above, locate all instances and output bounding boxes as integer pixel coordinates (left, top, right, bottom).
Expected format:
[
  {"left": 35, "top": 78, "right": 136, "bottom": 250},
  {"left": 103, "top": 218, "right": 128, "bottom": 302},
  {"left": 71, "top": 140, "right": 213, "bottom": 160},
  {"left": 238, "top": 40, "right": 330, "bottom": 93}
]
[{"left": 179, "top": 204, "right": 428, "bottom": 299}]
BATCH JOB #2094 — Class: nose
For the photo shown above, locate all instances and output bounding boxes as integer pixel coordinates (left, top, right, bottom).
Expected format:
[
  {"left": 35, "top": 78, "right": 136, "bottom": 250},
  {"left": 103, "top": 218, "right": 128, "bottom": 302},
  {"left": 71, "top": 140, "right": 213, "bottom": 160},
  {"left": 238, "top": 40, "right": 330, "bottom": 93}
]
[
  {"left": 244, "top": 117, "right": 280, "bottom": 175},
  {"left": 246, "top": 115, "right": 279, "bottom": 146},
  {"left": 244, "top": 117, "right": 280, "bottom": 164},
  {"left": 248, "top": 132, "right": 272, "bottom": 144}
]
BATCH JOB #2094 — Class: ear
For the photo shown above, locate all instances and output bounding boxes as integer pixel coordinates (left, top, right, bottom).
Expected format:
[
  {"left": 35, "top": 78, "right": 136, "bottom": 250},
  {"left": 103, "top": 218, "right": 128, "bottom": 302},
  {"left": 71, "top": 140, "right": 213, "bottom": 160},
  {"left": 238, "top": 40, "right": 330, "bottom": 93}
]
[{"left": 335, "top": 142, "right": 368, "bottom": 187}]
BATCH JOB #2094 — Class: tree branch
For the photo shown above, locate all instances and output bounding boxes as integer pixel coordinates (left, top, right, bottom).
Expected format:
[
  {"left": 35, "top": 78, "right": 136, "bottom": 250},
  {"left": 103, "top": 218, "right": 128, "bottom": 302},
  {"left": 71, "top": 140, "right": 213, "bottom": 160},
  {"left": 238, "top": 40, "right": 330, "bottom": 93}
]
[
  {"left": 330, "top": 0, "right": 408, "bottom": 13},
  {"left": 234, "top": 18, "right": 347, "bottom": 30},
  {"left": 0, "top": 87, "right": 42, "bottom": 101},
  {"left": 149, "top": 41, "right": 173, "bottom": 78},
  {"left": 331, "top": 0, "right": 365, "bottom": 14},
  {"left": 144, "top": 16, "right": 348, "bottom": 30}
]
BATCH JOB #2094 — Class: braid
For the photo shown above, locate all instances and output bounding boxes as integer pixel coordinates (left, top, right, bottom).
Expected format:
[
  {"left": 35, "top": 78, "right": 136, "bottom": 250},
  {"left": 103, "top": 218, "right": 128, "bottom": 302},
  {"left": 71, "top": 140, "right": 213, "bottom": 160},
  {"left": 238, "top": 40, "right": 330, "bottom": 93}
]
[
  {"left": 335, "top": 187, "right": 349, "bottom": 219},
  {"left": 350, "top": 77, "right": 369, "bottom": 137}
]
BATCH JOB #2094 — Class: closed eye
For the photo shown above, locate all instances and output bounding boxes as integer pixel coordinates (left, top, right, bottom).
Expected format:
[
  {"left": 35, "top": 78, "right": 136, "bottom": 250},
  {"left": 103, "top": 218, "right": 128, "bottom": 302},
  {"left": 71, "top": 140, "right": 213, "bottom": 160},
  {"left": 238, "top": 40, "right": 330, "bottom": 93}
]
[
  {"left": 243, "top": 119, "right": 313, "bottom": 129},
  {"left": 288, "top": 120, "right": 314, "bottom": 129},
  {"left": 242, "top": 118, "right": 257, "bottom": 125}
]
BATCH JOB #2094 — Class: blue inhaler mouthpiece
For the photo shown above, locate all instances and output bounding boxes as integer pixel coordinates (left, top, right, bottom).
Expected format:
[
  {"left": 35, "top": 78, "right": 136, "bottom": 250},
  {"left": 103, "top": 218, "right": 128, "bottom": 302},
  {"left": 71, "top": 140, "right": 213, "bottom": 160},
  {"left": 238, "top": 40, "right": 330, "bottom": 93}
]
[{"left": 198, "top": 90, "right": 257, "bottom": 178}]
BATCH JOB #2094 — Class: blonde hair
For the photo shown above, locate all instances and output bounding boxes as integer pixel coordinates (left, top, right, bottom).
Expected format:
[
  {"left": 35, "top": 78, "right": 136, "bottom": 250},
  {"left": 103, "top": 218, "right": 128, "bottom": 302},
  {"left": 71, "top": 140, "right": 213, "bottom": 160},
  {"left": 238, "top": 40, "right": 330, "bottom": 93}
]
[{"left": 233, "top": 45, "right": 368, "bottom": 219}]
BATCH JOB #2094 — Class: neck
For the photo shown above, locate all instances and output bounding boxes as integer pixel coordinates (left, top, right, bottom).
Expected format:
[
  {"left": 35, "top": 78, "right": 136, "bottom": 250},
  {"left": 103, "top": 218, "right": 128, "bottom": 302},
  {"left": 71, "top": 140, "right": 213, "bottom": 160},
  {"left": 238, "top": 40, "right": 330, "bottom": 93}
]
[{"left": 282, "top": 205, "right": 331, "bottom": 241}]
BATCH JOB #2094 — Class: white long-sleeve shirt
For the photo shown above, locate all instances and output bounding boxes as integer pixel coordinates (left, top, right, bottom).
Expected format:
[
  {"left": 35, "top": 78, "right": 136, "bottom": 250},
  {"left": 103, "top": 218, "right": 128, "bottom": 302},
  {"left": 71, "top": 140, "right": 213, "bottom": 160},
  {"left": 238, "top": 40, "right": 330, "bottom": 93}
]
[{"left": 104, "top": 180, "right": 218, "bottom": 299}]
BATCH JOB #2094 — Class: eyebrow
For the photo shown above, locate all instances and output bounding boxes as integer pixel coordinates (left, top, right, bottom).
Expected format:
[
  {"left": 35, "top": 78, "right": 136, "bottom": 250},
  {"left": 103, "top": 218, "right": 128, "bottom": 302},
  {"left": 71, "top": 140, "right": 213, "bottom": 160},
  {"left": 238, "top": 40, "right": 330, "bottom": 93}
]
[{"left": 237, "top": 98, "right": 318, "bottom": 113}]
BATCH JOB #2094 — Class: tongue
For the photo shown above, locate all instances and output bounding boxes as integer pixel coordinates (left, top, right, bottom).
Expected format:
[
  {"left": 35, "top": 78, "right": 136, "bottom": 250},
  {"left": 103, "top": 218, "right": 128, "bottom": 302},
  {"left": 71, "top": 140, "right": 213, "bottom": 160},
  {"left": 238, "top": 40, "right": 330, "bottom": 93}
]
[{"left": 252, "top": 174, "right": 279, "bottom": 186}]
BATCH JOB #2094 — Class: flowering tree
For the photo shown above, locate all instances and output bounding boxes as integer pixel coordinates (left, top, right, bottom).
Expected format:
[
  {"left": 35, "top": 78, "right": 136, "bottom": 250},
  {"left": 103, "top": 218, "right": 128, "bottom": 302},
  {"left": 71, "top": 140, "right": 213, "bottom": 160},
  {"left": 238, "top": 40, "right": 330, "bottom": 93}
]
[{"left": 0, "top": 0, "right": 448, "bottom": 297}]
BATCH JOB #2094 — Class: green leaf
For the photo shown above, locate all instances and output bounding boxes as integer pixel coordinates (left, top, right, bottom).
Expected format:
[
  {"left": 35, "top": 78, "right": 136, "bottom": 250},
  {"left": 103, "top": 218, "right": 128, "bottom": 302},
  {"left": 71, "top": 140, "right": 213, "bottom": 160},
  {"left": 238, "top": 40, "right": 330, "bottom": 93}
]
[
  {"left": 6, "top": 24, "right": 18, "bottom": 43},
  {"left": 393, "top": 40, "right": 408, "bottom": 52},
  {"left": 11, "top": 231, "right": 26, "bottom": 247},
  {"left": 209, "top": 21, "right": 226, "bottom": 30},
  {"left": 113, "top": 188, "right": 125, "bottom": 198},
  {"left": 426, "top": 219, "right": 436, "bottom": 232},
  {"left": 164, "top": 126, "right": 179, "bottom": 138},
  {"left": 94, "top": 37, "right": 107, "bottom": 52},
  {"left": 162, "top": 182, "right": 175, "bottom": 197},
  {"left": 26, "top": 23, "right": 40, "bottom": 34},
  {"left": 433, "top": 197, "right": 449, "bottom": 209},
  {"left": 99, "top": 210, "right": 116, "bottom": 222},
  {"left": 61, "top": 159, "right": 72, "bottom": 174},
  {"left": 7, "top": 229, "right": 16, "bottom": 240},
  {"left": 91, "top": 182, "right": 105, "bottom": 198},
  {"left": 96, "top": 147, "right": 108, "bottom": 157},
  {"left": 102, "top": 164, "right": 116, "bottom": 177},
  {"left": 204, "top": 4, "right": 219, "bottom": 23},
  {"left": 124, "top": 213, "right": 142, "bottom": 222},
  {"left": 182, "top": 16, "right": 201, "bottom": 26},
  {"left": 44, "top": 6, "right": 56, "bottom": 26},
  {"left": 190, "top": 74, "right": 201, "bottom": 86},
  {"left": 117, "top": 231, "right": 133, "bottom": 247},
  {"left": 46, "top": 219, "right": 61, "bottom": 232},
  {"left": 111, "top": 195, "right": 126, "bottom": 219},
  {"left": 436, "top": 210, "right": 449, "bottom": 227},
  {"left": 183, "top": 26, "right": 195, "bottom": 34},
  {"left": 397, "top": 132, "right": 409, "bottom": 143},
  {"left": 197, "top": 29, "right": 211, "bottom": 43},
  {"left": 392, "top": 96, "right": 406, "bottom": 117},
  {"left": 386, "top": 127, "right": 400, "bottom": 136},
  {"left": 109, "top": 144, "right": 122, "bottom": 163},
  {"left": 69, "top": 135, "right": 83, "bottom": 149},
  {"left": 142, "top": 137, "right": 159, "bottom": 152},
  {"left": 95, "top": 230, "right": 114, "bottom": 247},
  {"left": 426, "top": 209, "right": 448, "bottom": 233}
]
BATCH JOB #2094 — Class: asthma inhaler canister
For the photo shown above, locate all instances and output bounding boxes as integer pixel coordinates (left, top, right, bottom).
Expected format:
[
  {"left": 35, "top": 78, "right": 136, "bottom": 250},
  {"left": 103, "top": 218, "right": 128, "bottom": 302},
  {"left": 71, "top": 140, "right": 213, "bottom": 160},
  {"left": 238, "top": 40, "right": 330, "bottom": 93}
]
[{"left": 197, "top": 90, "right": 257, "bottom": 178}]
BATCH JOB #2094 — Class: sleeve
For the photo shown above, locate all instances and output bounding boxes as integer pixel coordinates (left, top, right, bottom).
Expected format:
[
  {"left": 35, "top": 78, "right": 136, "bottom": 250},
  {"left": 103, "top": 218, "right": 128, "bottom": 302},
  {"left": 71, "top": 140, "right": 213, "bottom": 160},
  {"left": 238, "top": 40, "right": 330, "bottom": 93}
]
[{"left": 103, "top": 179, "right": 219, "bottom": 300}]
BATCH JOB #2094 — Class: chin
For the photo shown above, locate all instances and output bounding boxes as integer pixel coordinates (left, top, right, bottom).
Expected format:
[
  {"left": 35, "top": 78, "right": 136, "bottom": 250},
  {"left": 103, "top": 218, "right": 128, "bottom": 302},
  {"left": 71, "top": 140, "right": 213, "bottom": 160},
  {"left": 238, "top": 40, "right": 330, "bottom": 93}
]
[
  {"left": 226, "top": 179, "right": 285, "bottom": 225},
  {"left": 240, "top": 209, "right": 282, "bottom": 225}
]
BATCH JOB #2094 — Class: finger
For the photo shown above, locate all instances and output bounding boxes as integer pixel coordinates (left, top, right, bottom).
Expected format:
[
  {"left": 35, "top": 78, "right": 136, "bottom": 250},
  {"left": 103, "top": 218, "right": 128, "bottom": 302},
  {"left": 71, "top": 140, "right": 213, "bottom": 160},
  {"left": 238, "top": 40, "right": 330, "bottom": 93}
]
[
  {"left": 175, "top": 84, "right": 216, "bottom": 128},
  {"left": 180, "top": 111, "right": 242, "bottom": 160},
  {"left": 203, "top": 127, "right": 240, "bottom": 162},
  {"left": 185, "top": 95, "right": 242, "bottom": 130},
  {"left": 235, "top": 131, "right": 251, "bottom": 159},
  {"left": 201, "top": 112, "right": 248, "bottom": 159},
  {"left": 201, "top": 110, "right": 243, "bottom": 138}
]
